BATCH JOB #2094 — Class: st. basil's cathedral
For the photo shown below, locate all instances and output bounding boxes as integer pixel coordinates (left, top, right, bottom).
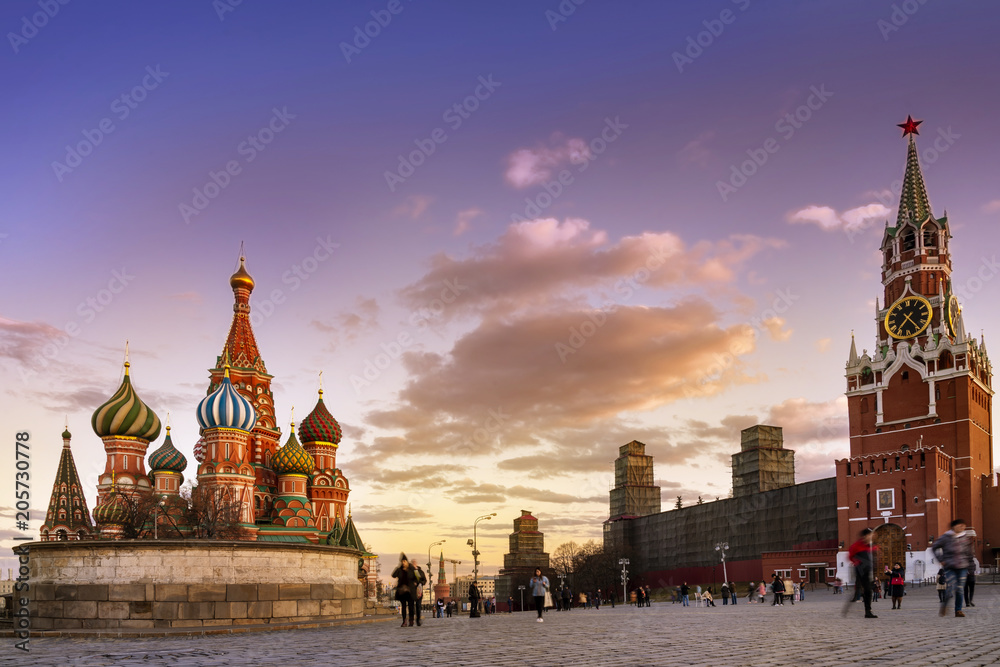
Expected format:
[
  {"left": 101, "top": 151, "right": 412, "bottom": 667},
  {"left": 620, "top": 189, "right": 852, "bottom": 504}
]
[{"left": 39, "top": 257, "right": 368, "bottom": 552}]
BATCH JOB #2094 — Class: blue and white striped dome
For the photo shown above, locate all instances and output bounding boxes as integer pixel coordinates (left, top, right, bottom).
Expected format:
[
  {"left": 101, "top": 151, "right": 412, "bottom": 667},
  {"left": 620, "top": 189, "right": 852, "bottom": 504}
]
[{"left": 196, "top": 367, "right": 257, "bottom": 432}]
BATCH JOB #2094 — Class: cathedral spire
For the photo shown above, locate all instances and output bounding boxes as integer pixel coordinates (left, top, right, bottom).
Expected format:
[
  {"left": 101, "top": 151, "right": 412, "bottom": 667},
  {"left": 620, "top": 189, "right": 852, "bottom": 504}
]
[
  {"left": 41, "top": 426, "right": 94, "bottom": 540},
  {"left": 848, "top": 331, "right": 859, "bottom": 366},
  {"left": 895, "top": 116, "right": 932, "bottom": 227}
]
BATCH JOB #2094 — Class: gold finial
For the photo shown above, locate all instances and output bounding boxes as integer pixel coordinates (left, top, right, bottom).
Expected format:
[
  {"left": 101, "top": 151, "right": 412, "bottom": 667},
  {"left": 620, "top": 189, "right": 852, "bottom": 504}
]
[
  {"left": 319, "top": 371, "right": 324, "bottom": 397},
  {"left": 223, "top": 364, "right": 231, "bottom": 379},
  {"left": 348, "top": 503, "right": 352, "bottom": 518},
  {"left": 124, "top": 340, "right": 131, "bottom": 375}
]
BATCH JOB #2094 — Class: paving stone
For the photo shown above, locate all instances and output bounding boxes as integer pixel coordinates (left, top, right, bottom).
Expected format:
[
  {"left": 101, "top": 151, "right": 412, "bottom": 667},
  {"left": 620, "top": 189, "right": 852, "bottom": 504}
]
[{"left": 16, "top": 586, "right": 1000, "bottom": 666}]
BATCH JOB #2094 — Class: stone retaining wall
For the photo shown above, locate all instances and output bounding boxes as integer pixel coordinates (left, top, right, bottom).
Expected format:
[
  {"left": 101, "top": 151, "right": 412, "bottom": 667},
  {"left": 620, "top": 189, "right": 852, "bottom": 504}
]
[{"left": 20, "top": 540, "right": 365, "bottom": 630}]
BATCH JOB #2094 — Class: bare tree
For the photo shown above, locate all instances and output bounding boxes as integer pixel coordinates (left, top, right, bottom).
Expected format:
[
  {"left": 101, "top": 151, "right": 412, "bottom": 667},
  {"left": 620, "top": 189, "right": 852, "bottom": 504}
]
[{"left": 186, "top": 484, "right": 245, "bottom": 539}]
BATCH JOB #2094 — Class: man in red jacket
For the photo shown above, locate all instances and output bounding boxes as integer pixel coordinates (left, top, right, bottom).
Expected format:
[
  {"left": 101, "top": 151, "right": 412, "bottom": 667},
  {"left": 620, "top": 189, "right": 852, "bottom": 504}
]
[{"left": 843, "top": 528, "right": 877, "bottom": 619}]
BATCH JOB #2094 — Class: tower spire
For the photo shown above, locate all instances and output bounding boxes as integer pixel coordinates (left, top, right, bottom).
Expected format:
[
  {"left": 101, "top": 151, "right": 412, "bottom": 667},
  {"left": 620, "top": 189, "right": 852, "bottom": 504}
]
[
  {"left": 848, "top": 330, "right": 859, "bottom": 366},
  {"left": 895, "top": 116, "right": 932, "bottom": 226}
]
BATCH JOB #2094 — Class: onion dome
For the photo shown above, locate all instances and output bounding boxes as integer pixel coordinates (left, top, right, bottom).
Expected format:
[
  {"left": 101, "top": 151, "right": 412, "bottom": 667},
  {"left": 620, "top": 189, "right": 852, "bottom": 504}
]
[
  {"left": 62, "top": 426, "right": 72, "bottom": 440},
  {"left": 193, "top": 436, "right": 207, "bottom": 463},
  {"left": 230, "top": 256, "right": 255, "bottom": 292},
  {"left": 93, "top": 492, "right": 128, "bottom": 526},
  {"left": 148, "top": 426, "right": 187, "bottom": 473},
  {"left": 92, "top": 360, "right": 162, "bottom": 441},
  {"left": 299, "top": 389, "right": 343, "bottom": 444},
  {"left": 272, "top": 423, "right": 315, "bottom": 476},
  {"left": 197, "top": 366, "right": 257, "bottom": 432}
]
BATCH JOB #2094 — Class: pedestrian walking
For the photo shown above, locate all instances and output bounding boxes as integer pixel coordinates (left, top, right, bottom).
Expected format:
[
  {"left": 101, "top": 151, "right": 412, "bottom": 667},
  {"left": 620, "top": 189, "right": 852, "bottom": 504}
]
[
  {"left": 965, "top": 557, "right": 979, "bottom": 607},
  {"left": 771, "top": 574, "right": 783, "bottom": 606},
  {"left": 843, "top": 528, "right": 877, "bottom": 619},
  {"left": 530, "top": 568, "right": 550, "bottom": 622},
  {"left": 595, "top": 589, "right": 602, "bottom": 610},
  {"left": 889, "top": 562, "right": 905, "bottom": 609},
  {"left": 645, "top": 585, "right": 652, "bottom": 607},
  {"left": 561, "top": 585, "right": 572, "bottom": 610},
  {"left": 680, "top": 583, "right": 690, "bottom": 607},
  {"left": 391, "top": 553, "right": 418, "bottom": 628},
  {"left": 757, "top": 581, "right": 766, "bottom": 605},
  {"left": 932, "top": 518, "right": 975, "bottom": 617},
  {"left": 729, "top": 581, "right": 737, "bottom": 605},
  {"left": 703, "top": 589, "right": 715, "bottom": 607},
  {"left": 413, "top": 565, "right": 427, "bottom": 626},
  {"left": 935, "top": 571, "right": 946, "bottom": 603},
  {"left": 721, "top": 582, "right": 729, "bottom": 606},
  {"left": 747, "top": 581, "right": 756, "bottom": 604},
  {"left": 610, "top": 589, "right": 616, "bottom": 608}
]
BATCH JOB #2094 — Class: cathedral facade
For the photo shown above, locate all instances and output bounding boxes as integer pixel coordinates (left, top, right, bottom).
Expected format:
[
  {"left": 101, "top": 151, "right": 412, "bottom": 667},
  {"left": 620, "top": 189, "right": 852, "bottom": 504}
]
[{"left": 41, "top": 257, "right": 366, "bottom": 551}]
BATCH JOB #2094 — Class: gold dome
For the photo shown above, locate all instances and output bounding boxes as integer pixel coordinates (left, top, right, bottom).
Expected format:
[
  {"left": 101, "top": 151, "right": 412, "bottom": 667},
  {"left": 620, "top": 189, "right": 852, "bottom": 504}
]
[{"left": 229, "top": 256, "right": 255, "bottom": 291}]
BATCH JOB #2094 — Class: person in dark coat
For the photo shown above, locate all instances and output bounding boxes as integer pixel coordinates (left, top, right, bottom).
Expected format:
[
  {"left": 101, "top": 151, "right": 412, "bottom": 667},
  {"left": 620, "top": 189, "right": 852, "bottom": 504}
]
[
  {"left": 391, "top": 553, "right": 417, "bottom": 627},
  {"left": 889, "top": 562, "right": 905, "bottom": 609}
]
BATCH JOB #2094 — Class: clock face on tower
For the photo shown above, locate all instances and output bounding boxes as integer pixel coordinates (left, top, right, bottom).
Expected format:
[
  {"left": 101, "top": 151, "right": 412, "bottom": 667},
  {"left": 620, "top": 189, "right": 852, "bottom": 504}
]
[
  {"left": 947, "top": 294, "right": 961, "bottom": 337},
  {"left": 884, "top": 295, "right": 932, "bottom": 339}
]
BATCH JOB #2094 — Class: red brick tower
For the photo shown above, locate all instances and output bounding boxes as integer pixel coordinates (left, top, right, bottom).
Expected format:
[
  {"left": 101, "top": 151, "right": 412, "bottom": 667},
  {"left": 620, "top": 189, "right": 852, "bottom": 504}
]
[
  {"left": 838, "top": 117, "right": 994, "bottom": 578},
  {"left": 208, "top": 255, "right": 282, "bottom": 518},
  {"left": 300, "top": 386, "right": 351, "bottom": 534}
]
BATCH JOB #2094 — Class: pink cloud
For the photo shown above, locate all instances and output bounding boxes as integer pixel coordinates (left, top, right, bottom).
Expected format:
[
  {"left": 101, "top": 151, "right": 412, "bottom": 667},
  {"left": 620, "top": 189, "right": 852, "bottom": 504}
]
[{"left": 505, "top": 134, "right": 591, "bottom": 188}]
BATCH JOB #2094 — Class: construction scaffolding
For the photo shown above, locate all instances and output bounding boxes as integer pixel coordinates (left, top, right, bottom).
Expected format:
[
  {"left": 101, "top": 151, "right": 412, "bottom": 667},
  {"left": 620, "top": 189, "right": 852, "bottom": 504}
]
[
  {"left": 732, "top": 425, "right": 795, "bottom": 497},
  {"left": 609, "top": 441, "right": 661, "bottom": 519},
  {"left": 606, "top": 477, "right": 837, "bottom": 573}
]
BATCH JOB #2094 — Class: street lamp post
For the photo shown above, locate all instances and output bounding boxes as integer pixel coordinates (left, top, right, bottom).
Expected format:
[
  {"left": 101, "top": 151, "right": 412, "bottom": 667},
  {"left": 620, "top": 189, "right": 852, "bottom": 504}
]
[
  {"left": 715, "top": 542, "right": 729, "bottom": 585},
  {"left": 153, "top": 496, "right": 166, "bottom": 539},
  {"left": 518, "top": 585, "right": 526, "bottom": 612},
  {"left": 618, "top": 558, "right": 629, "bottom": 605},
  {"left": 427, "top": 540, "right": 445, "bottom": 615},
  {"left": 468, "top": 513, "right": 496, "bottom": 618}
]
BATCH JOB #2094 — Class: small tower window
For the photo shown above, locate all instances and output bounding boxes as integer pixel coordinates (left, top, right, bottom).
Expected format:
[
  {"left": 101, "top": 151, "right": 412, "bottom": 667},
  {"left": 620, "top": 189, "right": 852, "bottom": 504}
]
[
  {"left": 902, "top": 230, "right": 916, "bottom": 251},
  {"left": 923, "top": 227, "right": 937, "bottom": 247}
]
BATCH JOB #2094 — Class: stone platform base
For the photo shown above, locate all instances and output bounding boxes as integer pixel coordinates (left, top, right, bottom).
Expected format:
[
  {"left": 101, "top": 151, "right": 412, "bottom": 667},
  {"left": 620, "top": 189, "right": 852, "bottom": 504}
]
[{"left": 16, "top": 539, "right": 366, "bottom": 632}]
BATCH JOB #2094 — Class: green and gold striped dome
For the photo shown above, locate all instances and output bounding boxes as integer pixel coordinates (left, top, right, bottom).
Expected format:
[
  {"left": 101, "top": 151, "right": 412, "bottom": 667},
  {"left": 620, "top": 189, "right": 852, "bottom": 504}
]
[
  {"left": 148, "top": 426, "right": 187, "bottom": 473},
  {"left": 91, "top": 360, "right": 161, "bottom": 441},
  {"left": 92, "top": 492, "right": 128, "bottom": 526},
  {"left": 272, "top": 423, "right": 315, "bottom": 476}
]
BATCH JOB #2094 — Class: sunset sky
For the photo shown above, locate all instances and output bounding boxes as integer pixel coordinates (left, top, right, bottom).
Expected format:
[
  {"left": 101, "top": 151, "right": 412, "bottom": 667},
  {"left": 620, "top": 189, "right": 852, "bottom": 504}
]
[{"left": 2, "top": 1, "right": 1000, "bottom": 579}]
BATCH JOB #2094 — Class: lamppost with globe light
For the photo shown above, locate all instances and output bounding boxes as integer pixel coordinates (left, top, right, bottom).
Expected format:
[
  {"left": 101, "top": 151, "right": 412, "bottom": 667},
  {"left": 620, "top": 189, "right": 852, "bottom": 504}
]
[
  {"left": 427, "top": 540, "right": 444, "bottom": 614},
  {"left": 715, "top": 542, "right": 729, "bottom": 585},
  {"left": 618, "top": 558, "right": 629, "bottom": 605},
  {"left": 153, "top": 496, "right": 166, "bottom": 539}
]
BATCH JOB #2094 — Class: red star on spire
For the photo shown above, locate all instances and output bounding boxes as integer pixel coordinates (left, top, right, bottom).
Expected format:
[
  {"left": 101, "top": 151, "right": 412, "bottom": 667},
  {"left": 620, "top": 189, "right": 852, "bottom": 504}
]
[{"left": 897, "top": 115, "right": 922, "bottom": 137}]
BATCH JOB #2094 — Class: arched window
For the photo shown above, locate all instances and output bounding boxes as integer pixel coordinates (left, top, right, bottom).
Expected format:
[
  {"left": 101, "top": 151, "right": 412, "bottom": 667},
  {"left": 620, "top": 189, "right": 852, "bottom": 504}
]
[
  {"left": 860, "top": 397, "right": 869, "bottom": 413},
  {"left": 861, "top": 368, "right": 874, "bottom": 385},
  {"left": 902, "top": 229, "right": 916, "bottom": 251},
  {"left": 923, "top": 225, "right": 937, "bottom": 247}
]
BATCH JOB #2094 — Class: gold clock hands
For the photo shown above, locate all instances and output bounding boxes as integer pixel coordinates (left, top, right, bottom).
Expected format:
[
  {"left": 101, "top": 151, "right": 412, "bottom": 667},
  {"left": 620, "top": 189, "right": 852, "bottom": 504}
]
[{"left": 902, "top": 313, "right": 918, "bottom": 329}]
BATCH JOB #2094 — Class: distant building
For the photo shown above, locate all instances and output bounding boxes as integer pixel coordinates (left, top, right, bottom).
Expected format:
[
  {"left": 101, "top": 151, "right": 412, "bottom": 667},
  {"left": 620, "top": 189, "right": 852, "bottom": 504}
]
[
  {"left": 732, "top": 425, "right": 795, "bottom": 497},
  {"left": 609, "top": 441, "right": 661, "bottom": 520},
  {"left": 495, "top": 510, "right": 551, "bottom": 605},
  {"left": 451, "top": 574, "right": 495, "bottom": 601},
  {"left": 605, "top": 425, "right": 839, "bottom": 587}
]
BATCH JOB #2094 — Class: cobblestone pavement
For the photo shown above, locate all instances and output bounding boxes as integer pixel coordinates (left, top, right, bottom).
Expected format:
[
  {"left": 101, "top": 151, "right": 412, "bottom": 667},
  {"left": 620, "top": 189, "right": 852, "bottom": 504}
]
[{"left": 9, "top": 586, "right": 1000, "bottom": 666}]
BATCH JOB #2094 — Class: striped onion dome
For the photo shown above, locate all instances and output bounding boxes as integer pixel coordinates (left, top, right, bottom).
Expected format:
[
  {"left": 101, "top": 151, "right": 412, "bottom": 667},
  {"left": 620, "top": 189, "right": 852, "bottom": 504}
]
[
  {"left": 197, "top": 366, "right": 257, "bottom": 432},
  {"left": 148, "top": 426, "right": 187, "bottom": 473},
  {"left": 93, "top": 492, "right": 128, "bottom": 526},
  {"left": 272, "top": 423, "right": 315, "bottom": 476},
  {"left": 193, "top": 436, "right": 207, "bottom": 463},
  {"left": 91, "top": 360, "right": 162, "bottom": 441},
  {"left": 299, "top": 389, "right": 342, "bottom": 445}
]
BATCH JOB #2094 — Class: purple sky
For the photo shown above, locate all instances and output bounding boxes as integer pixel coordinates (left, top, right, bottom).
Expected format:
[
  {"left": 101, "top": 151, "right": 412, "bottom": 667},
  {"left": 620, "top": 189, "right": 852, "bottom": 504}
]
[{"left": 2, "top": 0, "right": 999, "bottom": 578}]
